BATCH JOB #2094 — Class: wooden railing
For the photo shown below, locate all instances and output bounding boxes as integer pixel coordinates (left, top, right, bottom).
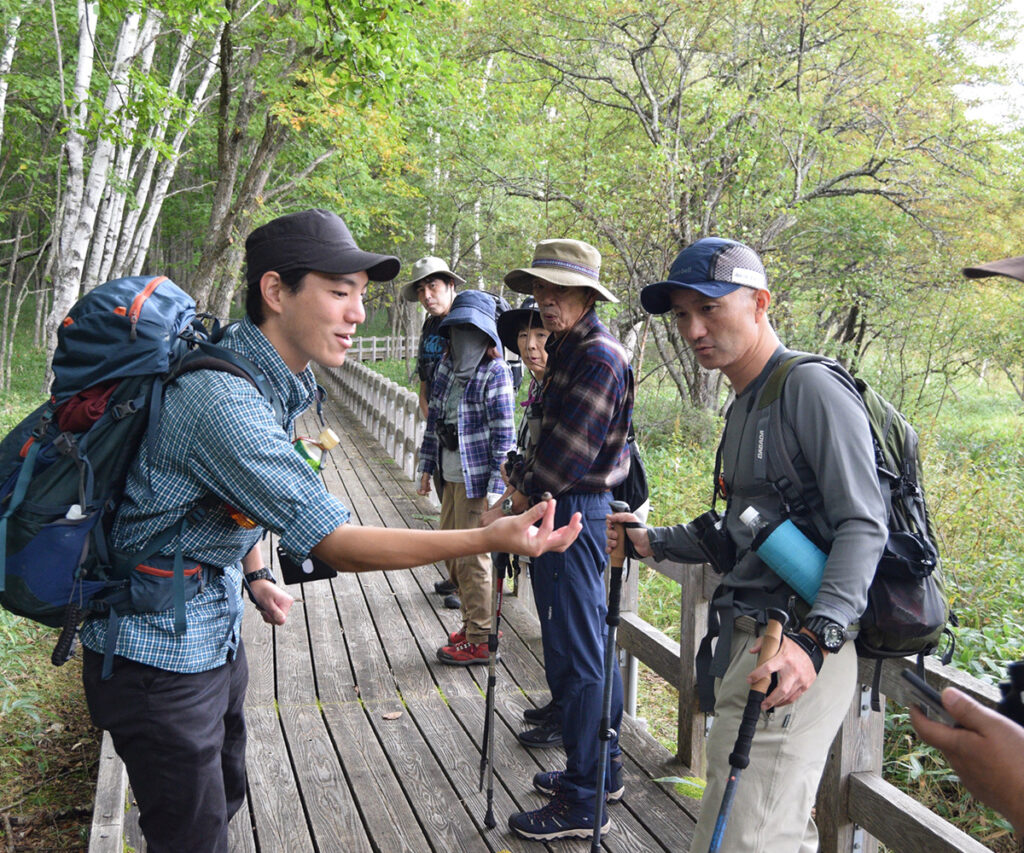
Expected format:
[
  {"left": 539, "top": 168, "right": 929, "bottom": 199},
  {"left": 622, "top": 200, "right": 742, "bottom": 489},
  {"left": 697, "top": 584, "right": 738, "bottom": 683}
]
[
  {"left": 319, "top": 359, "right": 424, "bottom": 484},
  {"left": 346, "top": 335, "right": 418, "bottom": 363},
  {"left": 324, "top": 357, "right": 1001, "bottom": 853}
]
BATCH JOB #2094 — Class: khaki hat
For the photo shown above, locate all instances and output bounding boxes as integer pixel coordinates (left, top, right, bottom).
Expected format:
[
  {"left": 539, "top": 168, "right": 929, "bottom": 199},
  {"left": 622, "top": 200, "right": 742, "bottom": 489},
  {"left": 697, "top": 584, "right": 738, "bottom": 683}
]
[
  {"left": 504, "top": 238, "right": 618, "bottom": 303},
  {"left": 400, "top": 256, "right": 465, "bottom": 302}
]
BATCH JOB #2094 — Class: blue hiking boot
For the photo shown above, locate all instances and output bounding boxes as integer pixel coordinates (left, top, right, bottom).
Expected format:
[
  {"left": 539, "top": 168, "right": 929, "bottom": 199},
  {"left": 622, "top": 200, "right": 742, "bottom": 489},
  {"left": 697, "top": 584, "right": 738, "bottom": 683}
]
[
  {"left": 533, "top": 763, "right": 624, "bottom": 803},
  {"left": 507, "top": 794, "right": 610, "bottom": 842}
]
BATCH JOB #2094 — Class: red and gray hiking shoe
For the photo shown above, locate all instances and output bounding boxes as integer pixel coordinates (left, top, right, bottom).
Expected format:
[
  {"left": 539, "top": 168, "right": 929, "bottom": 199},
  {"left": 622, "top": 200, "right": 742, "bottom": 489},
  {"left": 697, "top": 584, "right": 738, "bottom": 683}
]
[
  {"left": 447, "top": 628, "right": 501, "bottom": 645},
  {"left": 508, "top": 794, "right": 610, "bottom": 841},
  {"left": 436, "top": 640, "right": 489, "bottom": 666}
]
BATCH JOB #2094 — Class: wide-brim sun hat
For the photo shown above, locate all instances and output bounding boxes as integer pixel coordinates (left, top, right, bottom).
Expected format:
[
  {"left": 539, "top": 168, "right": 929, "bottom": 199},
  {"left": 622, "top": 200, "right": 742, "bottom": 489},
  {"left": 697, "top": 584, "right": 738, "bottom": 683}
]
[
  {"left": 438, "top": 290, "right": 501, "bottom": 351},
  {"left": 963, "top": 255, "right": 1024, "bottom": 283},
  {"left": 400, "top": 256, "right": 466, "bottom": 302},
  {"left": 504, "top": 238, "right": 618, "bottom": 303},
  {"left": 496, "top": 296, "right": 542, "bottom": 353},
  {"left": 641, "top": 237, "right": 767, "bottom": 314},
  {"left": 245, "top": 208, "right": 400, "bottom": 287}
]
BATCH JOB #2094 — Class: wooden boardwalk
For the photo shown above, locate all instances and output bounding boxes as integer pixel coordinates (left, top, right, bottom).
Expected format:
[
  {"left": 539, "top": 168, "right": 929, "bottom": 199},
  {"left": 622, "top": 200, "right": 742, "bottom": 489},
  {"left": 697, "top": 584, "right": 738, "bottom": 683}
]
[{"left": 117, "top": 393, "right": 700, "bottom": 852}]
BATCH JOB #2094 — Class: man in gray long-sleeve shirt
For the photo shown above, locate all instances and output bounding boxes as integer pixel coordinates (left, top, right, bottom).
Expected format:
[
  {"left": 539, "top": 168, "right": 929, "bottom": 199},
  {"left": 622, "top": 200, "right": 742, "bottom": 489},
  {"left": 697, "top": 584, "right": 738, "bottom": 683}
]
[{"left": 607, "top": 237, "right": 887, "bottom": 852}]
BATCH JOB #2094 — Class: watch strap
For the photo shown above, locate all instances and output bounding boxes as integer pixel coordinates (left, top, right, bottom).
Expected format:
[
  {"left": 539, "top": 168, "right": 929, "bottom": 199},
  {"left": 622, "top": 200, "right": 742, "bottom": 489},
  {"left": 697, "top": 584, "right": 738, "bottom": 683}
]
[
  {"left": 786, "top": 631, "right": 824, "bottom": 674},
  {"left": 245, "top": 567, "right": 276, "bottom": 584}
]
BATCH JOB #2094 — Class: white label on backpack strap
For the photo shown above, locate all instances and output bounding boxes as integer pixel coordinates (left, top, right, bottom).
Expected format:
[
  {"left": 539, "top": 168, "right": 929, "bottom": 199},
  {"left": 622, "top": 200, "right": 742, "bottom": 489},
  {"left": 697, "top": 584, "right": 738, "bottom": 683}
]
[{"left": 753, "top": 415, "right": 769, "bottom": 482}]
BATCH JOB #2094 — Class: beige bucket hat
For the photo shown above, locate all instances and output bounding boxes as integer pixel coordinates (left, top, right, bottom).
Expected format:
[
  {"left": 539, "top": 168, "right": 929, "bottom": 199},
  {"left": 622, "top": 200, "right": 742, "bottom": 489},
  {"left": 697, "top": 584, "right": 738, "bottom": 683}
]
[
  {"left": 400, "top": 256, "right": 466, "bottom": 302},
  {"left": 503, "top": 238, "right": 617, "bottom": 303}
]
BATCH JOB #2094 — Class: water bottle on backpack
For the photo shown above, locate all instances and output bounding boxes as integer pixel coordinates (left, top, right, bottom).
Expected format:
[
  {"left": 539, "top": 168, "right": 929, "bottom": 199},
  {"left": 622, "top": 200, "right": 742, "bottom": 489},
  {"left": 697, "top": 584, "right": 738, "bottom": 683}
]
[{"left": 739, "top": 506, "right": 826, "bottom": 605}]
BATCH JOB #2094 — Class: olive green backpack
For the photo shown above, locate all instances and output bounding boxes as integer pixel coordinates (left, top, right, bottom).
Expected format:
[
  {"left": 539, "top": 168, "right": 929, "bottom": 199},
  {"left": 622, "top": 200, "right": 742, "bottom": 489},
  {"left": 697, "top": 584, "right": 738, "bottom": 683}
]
[{"left": 758, "top": 352, "right": 955, "bottom": 709}]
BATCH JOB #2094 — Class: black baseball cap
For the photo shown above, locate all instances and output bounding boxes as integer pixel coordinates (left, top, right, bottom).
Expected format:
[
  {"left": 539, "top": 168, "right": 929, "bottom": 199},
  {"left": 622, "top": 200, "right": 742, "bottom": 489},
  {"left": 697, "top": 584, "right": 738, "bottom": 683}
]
[{"left": 245, "top": 209, "right": 400, "bottom": 286}]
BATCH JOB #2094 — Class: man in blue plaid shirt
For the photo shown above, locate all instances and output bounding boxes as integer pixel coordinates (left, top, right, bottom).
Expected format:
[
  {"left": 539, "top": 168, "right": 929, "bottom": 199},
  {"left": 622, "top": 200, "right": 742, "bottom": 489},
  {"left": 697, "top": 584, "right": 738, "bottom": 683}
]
[{"left": 79, "top": 209, "right": 582, "bottom": 853}]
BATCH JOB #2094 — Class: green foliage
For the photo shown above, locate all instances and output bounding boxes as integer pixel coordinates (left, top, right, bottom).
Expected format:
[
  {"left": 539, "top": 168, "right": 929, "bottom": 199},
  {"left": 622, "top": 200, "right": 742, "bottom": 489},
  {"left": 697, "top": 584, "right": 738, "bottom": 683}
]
[
  {"left": 653, "top": 775, "right": 706, "bottom": 800},
  {"left": 0, "top": 325, "right": 46, "bottom": 433},
  {"left": 0, "top": 611, "right": 47, "bottom": 727},
  {"left": 357, "top": 355, "right": 417, "bottom": 391}
]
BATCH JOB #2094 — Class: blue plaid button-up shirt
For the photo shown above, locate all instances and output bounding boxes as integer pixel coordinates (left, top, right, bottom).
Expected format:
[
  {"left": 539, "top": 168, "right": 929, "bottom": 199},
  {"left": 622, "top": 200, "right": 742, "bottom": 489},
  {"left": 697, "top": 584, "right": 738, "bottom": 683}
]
[{"left": 80, "top": 318, "right": 351, "bottom": 673}]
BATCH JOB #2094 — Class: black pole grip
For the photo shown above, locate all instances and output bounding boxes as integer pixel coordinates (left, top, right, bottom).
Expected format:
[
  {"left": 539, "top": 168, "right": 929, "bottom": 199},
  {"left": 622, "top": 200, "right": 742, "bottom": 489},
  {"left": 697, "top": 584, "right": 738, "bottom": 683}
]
[
  {"left": 727, "top": 691, "right": 767, "bottom": 770},
  {"left": 607, "top": 565, "right": 623, "bottom": 628},
  {"left": 52, "top": 603, "right": 85, "bottom": 666}
]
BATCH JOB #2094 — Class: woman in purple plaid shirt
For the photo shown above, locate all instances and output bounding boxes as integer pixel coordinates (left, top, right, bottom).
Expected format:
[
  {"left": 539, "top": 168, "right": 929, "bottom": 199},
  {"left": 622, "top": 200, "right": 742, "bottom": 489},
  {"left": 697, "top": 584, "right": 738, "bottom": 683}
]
[{"left": 417, "top": 290, "right": 516, "bottom": 665}]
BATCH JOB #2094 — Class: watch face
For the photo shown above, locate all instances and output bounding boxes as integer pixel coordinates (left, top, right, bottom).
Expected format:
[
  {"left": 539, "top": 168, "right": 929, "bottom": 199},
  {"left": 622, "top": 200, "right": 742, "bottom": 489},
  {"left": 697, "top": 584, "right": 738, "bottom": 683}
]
[{"left": 821, "top": 623, "right": 844, "bottom": 651}]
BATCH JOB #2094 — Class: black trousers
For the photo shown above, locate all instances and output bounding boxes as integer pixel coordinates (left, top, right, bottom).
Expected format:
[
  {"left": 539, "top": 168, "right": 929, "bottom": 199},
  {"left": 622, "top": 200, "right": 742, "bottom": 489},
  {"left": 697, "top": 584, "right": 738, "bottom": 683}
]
[{"left": 82, "top": 643, "right": 249, "bottom": 853}]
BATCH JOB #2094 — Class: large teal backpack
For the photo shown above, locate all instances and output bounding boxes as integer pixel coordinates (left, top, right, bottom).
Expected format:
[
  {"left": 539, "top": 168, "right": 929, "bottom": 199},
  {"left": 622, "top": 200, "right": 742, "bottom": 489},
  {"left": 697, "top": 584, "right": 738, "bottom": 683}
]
[
  {"left": 0, "top": 275, "right": 281, "bottom": 673},
  {"left": 756, "top": 352, "right": 954, "bottom": 707}
]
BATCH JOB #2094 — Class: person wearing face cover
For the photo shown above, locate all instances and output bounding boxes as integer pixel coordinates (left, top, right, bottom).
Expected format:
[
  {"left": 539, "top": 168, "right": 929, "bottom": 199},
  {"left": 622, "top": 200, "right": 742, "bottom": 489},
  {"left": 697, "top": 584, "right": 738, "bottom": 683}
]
[{"left": 417, "top": 290, "right": 516, "bottom": 665}]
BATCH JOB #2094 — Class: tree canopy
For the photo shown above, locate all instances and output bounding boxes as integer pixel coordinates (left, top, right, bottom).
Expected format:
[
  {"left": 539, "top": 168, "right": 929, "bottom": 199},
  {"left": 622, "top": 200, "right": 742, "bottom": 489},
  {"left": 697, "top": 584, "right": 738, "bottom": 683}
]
[{"left": 0, "top": 0, "right": 1021, "bottom": 409}]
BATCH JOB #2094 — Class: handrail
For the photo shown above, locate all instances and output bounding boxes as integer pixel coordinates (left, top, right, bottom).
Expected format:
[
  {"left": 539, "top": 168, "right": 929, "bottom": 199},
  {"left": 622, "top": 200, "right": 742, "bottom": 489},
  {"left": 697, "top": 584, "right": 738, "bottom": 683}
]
[
  {"left": 318, "top": 359, "right": 424, "bottom": 485},
  {"left": 346, "top": 335, "right": 418, "bottom": 363},
  {"left": 324, "top": 359, "right": 998, "bottom": 853}
]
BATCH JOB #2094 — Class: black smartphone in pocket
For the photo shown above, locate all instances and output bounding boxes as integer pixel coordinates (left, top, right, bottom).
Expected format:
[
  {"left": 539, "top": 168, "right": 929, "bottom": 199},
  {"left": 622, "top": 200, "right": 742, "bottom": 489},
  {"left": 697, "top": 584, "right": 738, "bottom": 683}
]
[
  {"left": 276, "top": 545, "right": 336, "bottom": 585},
  {"left": 902, "top": 669, "right": 958, "bottom": 727}
]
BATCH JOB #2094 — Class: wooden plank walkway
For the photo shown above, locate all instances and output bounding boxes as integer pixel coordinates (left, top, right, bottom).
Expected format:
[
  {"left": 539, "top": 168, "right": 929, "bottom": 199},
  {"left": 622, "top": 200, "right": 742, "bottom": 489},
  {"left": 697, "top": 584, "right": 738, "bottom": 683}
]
[{"left": 117, "top": 392, "right": 700, "bottom": 852}]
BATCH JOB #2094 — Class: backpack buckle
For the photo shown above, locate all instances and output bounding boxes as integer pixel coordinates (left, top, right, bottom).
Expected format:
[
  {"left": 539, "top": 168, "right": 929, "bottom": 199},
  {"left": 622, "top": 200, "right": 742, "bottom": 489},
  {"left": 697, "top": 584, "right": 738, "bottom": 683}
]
[
  {"left": 52, "top": 432, "right": 77, "bottom": 456},
  {"left": 112, "top": 400, "right": 138, "bottom": 420}
]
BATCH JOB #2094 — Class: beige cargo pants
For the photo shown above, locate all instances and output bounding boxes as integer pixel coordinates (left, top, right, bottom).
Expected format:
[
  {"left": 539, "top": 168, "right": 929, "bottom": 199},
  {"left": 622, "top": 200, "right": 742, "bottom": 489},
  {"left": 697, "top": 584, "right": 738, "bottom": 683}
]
[{"left": 690, "top": 618, "right": 857, "bottom": 853}]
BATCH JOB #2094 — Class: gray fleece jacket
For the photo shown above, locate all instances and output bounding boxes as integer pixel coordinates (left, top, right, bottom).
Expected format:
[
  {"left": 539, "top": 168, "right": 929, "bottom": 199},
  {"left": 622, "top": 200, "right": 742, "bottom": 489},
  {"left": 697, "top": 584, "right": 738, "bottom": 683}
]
[{"left": 648, "top": 346, "right": 888, "bottom": 631}]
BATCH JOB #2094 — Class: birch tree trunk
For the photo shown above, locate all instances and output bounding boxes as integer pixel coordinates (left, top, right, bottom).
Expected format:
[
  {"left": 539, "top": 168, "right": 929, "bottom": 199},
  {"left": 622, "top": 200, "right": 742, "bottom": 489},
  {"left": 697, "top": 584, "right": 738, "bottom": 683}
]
[
  {"left": 85, "top": 11, "right": 159, "bottom": 289},
  {"left": 0, "top": 3, "right": 24, "bottom": 145},
  {"left": 121, "top": 23, "right": 221, "bottom": 277},
  {"left": 43, "top": 0, "right": 98, "bottom": 383}
]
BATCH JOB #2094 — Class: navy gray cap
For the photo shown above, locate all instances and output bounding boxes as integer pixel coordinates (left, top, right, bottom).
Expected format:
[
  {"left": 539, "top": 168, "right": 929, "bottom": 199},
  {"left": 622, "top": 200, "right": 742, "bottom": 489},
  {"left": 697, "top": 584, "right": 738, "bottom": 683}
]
[
  {"left": 641, "top": 237, "right": 767, "bottom": 314},
  {"left": 439, "top": 290, "right": 502, "bottom": 351},
  {"left": 245, "top": 208, "right": 400, "bottom": 287}
]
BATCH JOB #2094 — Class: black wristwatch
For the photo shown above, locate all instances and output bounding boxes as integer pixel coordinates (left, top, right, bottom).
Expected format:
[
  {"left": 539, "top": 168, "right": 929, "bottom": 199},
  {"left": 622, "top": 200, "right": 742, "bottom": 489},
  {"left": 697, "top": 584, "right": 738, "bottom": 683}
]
[
  {"left": 786, "top": 631, "right": 824, "bottom": 674},
  {"left": 803, "top": 616, "right": 847, "bottom": 653},
  {"left": 244, "top": 568, "right": 276, "bottom": 584},
  {"left": 501, "top": 496, "right": 516, "bottom": 516},
  {"left": 243, "top": 568, "right": 276, "bottom": 612}
]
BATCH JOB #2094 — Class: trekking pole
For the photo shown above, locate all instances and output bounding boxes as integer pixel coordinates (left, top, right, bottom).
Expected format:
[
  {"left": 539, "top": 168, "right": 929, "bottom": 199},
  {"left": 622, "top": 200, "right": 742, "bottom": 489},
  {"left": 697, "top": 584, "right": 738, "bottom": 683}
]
[
  {"left": 707, "top": 607, "right": 788, "bottom": 853},
  {"left": 591, "top": 498, "right": 630, "bottom": 852},
  {"left": 479, "top": 549, "right": 511, "bottom": 828},
  {"left": 51, "top": 601, "right": 85, "bottom": 666}
]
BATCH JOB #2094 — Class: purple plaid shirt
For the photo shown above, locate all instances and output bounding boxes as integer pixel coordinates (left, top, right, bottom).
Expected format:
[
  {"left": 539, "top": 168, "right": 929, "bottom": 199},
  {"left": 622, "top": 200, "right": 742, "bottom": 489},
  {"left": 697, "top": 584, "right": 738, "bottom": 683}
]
[
  {"left": 417, "top": 355, "right": 515, "bottom": 498},
  {"left": 510, "top": 308, "right": 632, "bottom": 498}
]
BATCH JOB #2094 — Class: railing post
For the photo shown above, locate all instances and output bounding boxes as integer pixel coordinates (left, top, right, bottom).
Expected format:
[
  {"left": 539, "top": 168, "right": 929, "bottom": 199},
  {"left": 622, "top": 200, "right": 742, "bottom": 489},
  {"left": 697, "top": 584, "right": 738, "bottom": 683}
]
[
  {"left": 385, "top": 383, "right": 399, "bottom": 458},
  {"left": 817, "top": 676, "right": 883, "bottom": 853},
  {"left": 677, "top": 562, "right": 708, "bottom": 777}
]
